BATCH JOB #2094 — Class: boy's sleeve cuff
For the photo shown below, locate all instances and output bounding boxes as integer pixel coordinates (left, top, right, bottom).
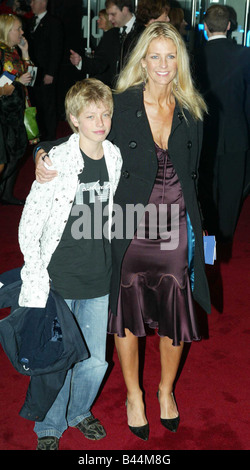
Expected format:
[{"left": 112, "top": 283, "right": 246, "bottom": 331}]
[{"left": 33, "top": 146, "right": 41, "bottom": 161}]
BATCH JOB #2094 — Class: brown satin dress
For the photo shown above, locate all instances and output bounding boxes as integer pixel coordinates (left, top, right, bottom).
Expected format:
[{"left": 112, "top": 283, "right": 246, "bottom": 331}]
[{"left": 108, "top": 144, "right": 200, "bottom": 346}]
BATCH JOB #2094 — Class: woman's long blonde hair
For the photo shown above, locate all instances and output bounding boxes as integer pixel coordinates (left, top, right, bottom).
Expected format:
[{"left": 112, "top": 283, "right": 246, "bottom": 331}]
[
  {"left": 115, "top": 22, "right": 207, "bottom": 120},
  {"left": 0, "top": 14, "right": 19, "bottom": 46}
]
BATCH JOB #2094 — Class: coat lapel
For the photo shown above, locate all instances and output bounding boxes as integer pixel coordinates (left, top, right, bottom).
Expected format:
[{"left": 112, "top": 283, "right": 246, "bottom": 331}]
[{"left": 124, "top": 85, "right": 184, "bottom": 144}]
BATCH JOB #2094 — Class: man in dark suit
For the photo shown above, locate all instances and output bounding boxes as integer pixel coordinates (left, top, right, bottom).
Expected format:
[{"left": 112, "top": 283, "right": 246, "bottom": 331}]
[
  {"left": 69, "top": 26, "right": 120, "bottom": 88},
  {"left": 70, "top": 1, "right": 171, "bottom": 88},
  {"left": 70, "top": 0, "right": 145, "bottom": 87},
  {"left": 105, "top": 0, "right": 144, "bottom": 71},
  {"left": 27, "top": 0, "right": 63, "bottom": 140},
  {"left": 69, "top": 0, "right": 144, "bottom": 88},
  {"left": 194, "top": 5, "right": 249, "bottom": 242}
]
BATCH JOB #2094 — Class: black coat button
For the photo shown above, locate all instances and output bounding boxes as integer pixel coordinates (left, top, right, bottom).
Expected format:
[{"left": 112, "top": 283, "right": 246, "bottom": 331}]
[
  {"left": 122, "top": 170, "right": 130, "bottom": 178},
  {"left": 191, "top": 171, "right": 197, "bottom": 179},
  {"left": 178, "top": 112, "right": 183, "bottom": 120},
  {"left": 129, "top": 141, "right": 137, "bottom": 149},
  {"left": 136, "top": 110, "right": 142, "bottom": 118},
  {"left": 187, "top": 140, "right": 192, "bottom": 149}
]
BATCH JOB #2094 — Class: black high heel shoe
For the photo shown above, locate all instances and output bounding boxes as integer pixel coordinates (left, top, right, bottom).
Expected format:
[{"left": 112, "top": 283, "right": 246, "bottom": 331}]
[
  {"left": 157, "top": 391, "right": 180, "bottom": 433},
  {"left": 125, "top": 399, "right": 149, "bottom": 441}
]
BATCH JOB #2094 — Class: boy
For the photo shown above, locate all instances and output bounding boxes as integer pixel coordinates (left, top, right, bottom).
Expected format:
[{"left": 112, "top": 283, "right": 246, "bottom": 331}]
[{"left": 18, "top": 78, "right": 122, "bottom": 450}]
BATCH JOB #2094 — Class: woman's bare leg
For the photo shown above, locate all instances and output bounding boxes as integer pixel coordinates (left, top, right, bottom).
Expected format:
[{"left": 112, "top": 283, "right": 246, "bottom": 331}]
[
  {"left": 158, "top": 336, "right": 184, "bottom": 418},
  {"left": 114, "top": 328, "right": 147, "bottom": 427}
]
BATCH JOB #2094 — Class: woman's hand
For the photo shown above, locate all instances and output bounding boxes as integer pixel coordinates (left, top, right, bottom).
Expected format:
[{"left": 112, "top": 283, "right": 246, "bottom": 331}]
[
  {"left": 18, "top": 71, "right": 32, "bottom": 85},
  {"left": 18, "top": 36, "right": 29, "bottom": 56},
  {"left": 35, "top": 149, "right": 58, "bottom": 183},
  {"left": 0, "top": 83, "right": 15, "bottom": 96}
]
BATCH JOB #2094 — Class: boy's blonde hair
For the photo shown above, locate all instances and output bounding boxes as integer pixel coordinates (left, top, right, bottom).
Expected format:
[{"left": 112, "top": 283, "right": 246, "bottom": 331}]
[
  {"left": 0, "top": 14, "right": 21, "bottom": 45},
  {"left": 65, "top": 78, "right": 114, "bottom": 133}
]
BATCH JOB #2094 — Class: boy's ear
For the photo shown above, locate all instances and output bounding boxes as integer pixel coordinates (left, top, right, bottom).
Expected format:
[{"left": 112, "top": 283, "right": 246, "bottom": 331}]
[{"left": 70, "top": 113, "right": 79, "bottom": 128}]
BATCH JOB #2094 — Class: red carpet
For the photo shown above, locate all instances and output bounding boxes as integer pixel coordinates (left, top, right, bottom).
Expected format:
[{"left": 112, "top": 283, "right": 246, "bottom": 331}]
[{"left": 0, "top": 125, "right": 249, "bottom": 453}]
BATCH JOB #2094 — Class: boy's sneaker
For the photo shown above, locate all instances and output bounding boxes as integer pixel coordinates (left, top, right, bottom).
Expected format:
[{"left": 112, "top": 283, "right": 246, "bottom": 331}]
[
  {"left": 36, "top": 436, "right": 59, "bottom": 450},
  {"left": 74, "top": 413, "right": 106, "bottom": 440}
]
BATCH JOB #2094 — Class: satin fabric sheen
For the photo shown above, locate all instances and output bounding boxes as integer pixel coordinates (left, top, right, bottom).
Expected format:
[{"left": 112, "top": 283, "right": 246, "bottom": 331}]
[{"left": 108, "top": 144, "right": 200, "bottom": 346}]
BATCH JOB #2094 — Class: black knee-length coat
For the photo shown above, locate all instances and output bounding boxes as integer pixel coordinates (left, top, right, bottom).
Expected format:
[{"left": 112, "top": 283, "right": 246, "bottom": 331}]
[{"left": 109, "top": 84, "right": 211, "bottom": 316}]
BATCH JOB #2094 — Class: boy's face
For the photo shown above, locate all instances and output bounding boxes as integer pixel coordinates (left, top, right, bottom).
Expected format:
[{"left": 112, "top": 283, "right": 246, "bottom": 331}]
[{"left": 70, "top": 101, "right": 112, "bottom": 145}]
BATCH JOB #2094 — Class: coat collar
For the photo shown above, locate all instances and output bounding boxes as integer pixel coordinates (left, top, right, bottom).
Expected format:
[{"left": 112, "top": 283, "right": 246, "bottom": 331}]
[
  {"left": 119, "top": 83, "right": 186, "bottom": 134},
  {"left": 116, "top": 83, "right": 185, "bottom": 117}
]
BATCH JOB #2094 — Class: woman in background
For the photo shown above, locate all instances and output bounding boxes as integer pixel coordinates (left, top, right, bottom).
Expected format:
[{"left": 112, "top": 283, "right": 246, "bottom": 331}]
[
  {"left": 136, "top": 0, "right": 170, "bottom": 27},
  {"left": 0, "top": 13, "right": 31, "bottom": 205},
  {"left": 0, "top": 82, "right": 14, "bottom": 176},
  {"left": 97, "top": 9, "right": 113, "bottom": 32},
  {"left": 169, "top": 7, "right": 188, "bottom": 39}
]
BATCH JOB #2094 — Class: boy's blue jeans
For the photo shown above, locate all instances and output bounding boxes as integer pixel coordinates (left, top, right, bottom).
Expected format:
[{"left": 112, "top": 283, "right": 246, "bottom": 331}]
[{"left": 34, "top": 295, "right": 109, "bottom": 439}]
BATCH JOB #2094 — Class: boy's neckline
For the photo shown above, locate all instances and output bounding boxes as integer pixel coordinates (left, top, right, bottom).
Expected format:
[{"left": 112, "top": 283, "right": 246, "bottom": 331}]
[{"left": 80, "top": 148, "right": 104, "bottom": 161}]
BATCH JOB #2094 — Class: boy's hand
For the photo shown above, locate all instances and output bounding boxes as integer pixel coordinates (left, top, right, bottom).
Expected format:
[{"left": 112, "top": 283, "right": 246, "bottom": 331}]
[{"left": 35, "top": 149, "right": 57, "bottom": 183}]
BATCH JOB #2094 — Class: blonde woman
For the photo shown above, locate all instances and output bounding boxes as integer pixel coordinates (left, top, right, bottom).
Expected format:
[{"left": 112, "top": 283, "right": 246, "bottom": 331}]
[
  {"left": 106, "top": 21, "right": 210, "bottom": 440},
  {"left": 0, "top": 14, "right": 32, "bottom": 205},
  {"left": 97, "top": 9, "right": 113, "bottom": 32},
  {"left": 35, "top": 22, "right": 211, "bottom": 441}
]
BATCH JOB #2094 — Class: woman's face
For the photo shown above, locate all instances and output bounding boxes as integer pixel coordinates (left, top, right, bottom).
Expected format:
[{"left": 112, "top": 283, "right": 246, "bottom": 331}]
[
  {"left": 8, "top": 20, "right": 23, "bottom": 47},
  {"left": 97, "top": 14, "right": 107, "bottom": 31},
  {"left": 180, "top": 18, "right": 188, "bottom": 36},
  {"left": 141, "top": 37, "right": 178, "bottom": 89}
]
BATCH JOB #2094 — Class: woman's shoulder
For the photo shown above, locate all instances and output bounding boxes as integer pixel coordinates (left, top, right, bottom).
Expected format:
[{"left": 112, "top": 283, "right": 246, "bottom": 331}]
[
  {"left": 113, "top": 85, "right": 143, "bottom": 110},
  {"left": 0, "top": 43, "right": 10, "bottom": 62},
  {"left": 178, "top": 106, "right": 203, "bottom": 145},
  {"left": 0, "top": 42, "right": 8, "bottom": 51},
  {"left": 179, "top": 105, "right": 201, "bottom": 127},
  {"left": 114, "top": 84, "right": 142, "bottom": 98}
]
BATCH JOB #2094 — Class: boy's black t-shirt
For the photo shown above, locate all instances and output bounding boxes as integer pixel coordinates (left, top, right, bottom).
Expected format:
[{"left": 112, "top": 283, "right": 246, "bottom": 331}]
[{"left": 48, "top": 151, "right": 111, "bottom": 300}]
